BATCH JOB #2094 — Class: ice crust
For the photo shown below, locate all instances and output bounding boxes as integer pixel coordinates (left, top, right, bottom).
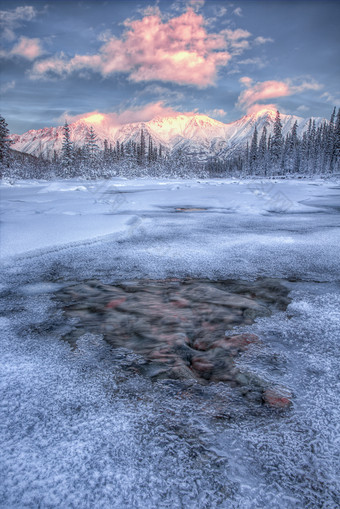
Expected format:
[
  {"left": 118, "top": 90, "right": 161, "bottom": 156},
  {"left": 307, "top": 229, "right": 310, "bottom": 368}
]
[{"left": 0, "top": 178, "right": 340, "bottom": 508}]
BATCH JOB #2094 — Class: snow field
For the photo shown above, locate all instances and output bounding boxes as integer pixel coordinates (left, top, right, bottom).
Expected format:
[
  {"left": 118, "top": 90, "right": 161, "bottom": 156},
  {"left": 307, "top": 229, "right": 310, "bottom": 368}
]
[{"left": 1, "top": 177, "right": 340, "bottom": 508}]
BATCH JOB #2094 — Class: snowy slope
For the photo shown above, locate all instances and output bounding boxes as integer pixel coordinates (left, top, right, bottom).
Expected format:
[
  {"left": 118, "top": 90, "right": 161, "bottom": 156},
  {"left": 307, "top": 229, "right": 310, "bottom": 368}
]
[{"left": 11, "top": 109, "right": 324, "bottom": 161}]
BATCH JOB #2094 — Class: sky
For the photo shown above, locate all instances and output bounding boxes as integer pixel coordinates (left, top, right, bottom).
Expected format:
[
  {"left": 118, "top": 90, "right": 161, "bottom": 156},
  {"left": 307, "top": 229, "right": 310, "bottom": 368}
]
[{"left": 0, "top": 0, "right": 339, "bottom": 134}]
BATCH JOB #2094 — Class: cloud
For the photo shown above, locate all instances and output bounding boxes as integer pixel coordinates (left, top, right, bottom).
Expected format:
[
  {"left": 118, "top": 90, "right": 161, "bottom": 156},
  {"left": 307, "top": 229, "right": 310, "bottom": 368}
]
[
  {"left": 139, "top": 84, "right": 185, "bottom": 102},
  {"left": 206, "top": 108, "right": 227, "bottom": 119},
  {"left": 0, "top": 80, "right": 15, "bottom": 93},
  {"left": 59, "top": 101, "right": 191, "bottom": 127},
  {"left": 238, "top": 57, "right": 266, "bottom": 69},
  {"left": 188, "top": 0, "right": 205, "bottom": 10},
  {"left": 237, "top": 77, "right": 323, "bottom": 112},
  {"left": 254, "top": 36, "right": 274, "bottom": 45},
  {"left": 321, "top": 92, "right": 340, "bottom": 107},
  {"left": 233, "top": 8, "right": 242, "bottom": 17},
  {"left": 220, "top": 28, "right": 251, "bottom": 55},
  {"left": 31, "top": 8, "right": 236, "bottom": 87},
  {"left": 239, "top": 76, "right": 253, "bottom": 87},
  {"left": 297, "top": 105, "right": 310, "bottom": 113},
  {"left": 10, "top": 36, "right": 44, "bottom": 60},
  {"left": 0, "top": 5, "right": 37, "bottom": 41}
]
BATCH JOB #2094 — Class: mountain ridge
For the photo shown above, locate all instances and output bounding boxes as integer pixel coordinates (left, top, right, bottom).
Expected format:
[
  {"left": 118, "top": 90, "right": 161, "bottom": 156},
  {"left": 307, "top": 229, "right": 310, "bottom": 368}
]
[{"left": 11, "top": 109, "right": 325, "bottom": 162}]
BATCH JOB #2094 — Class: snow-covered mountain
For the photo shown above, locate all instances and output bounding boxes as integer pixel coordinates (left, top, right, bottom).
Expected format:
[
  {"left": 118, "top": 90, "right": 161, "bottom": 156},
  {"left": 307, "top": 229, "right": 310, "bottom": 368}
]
[{"left": 11, "top": 108, "right": 324, "bottom": 161}]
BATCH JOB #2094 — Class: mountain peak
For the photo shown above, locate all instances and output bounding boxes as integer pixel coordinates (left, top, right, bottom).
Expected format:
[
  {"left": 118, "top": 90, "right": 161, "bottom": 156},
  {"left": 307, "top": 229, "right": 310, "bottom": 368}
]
[
  {"left": 248, "top": 107, "right": 278, "bottom": 119},
  {"left": 11, "top": 109, "right": 323, "bottom": 161}
]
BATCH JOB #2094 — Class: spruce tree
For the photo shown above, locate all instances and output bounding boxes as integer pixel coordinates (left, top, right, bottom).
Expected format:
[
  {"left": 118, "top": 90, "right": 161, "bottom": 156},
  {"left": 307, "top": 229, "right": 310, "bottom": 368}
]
[
  {"left": 250, "top": 126, "right": 258, "bottom": 173},
  {"left": 271, "top": 111, "right": 283, "bottom": 170},
  {"left": 86, "top": 126, "right": 99, "bottom": 160},
  {"left": 327, "top": 107, "right": 336, "bottom": 171},
  {"left": 61, "top": 122, "right": 73, "bottom": 171},
  {"left": 334, "top": 108, "right": 340, "bottom": 167},
  {"left": 0, "top": 114, "right": 13, "bottom": 165},
  {"left": 287, "top": 121, "right": 299, "bottom": 173},
  {"left": 104, "top": 139, "right": 109, "bottom": 158},
  {"left": 258, "top": 126, "right": 268, "bottom": 175},
  {"left": 137, "top": 129, "right": 146, "bottom": 165},
  {"left": 140, "top": 129, "right": 146, "bottom": 162}
]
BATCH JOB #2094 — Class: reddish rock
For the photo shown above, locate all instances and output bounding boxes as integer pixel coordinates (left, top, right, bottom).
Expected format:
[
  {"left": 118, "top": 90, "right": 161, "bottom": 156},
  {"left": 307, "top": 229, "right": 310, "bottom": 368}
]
[
  {"left": 171, "top": 298, "right": 190, "bottom": 308},
  {"left": 208, "top": 333, "right": 258, "bottom": 352},
  {"left": 191, "top": 357, "right": 214, "bottom": 373},
  {"left": 263, "top": 387, "right": 292, "bottom": 409},
  {"left": 106, "top": 297, "right": 126, "bottom": 309},
  {"left": 223, "top": 333, "right": 259, "bottom": 349},
  {"left": 192, "top": 337, "right": 211, "bottom": 351}
]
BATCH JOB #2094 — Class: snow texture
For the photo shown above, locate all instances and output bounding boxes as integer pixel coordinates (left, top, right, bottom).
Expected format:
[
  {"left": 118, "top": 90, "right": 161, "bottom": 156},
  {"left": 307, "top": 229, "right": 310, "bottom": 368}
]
[{"left": 0, "top": 177, "right": 340, "bottom": 508}]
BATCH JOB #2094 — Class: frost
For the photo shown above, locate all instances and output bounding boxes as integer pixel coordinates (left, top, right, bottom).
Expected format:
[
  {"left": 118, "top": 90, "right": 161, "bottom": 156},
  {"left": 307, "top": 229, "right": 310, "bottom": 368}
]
[{"left": 0, "top": 178, "right": 339, "bottom": 508}]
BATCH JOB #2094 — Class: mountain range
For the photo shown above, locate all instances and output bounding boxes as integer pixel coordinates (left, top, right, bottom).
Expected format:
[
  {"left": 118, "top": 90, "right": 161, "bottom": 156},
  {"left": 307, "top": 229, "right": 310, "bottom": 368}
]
[{"left": 11, "top": 108, "right": 324, "bottom": 162}]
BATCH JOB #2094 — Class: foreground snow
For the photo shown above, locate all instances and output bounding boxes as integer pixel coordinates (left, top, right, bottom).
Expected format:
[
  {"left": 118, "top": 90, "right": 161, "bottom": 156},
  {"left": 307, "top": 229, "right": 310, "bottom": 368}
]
[{"left": 0, "top": 177, "right": 339, "bottom": 508}]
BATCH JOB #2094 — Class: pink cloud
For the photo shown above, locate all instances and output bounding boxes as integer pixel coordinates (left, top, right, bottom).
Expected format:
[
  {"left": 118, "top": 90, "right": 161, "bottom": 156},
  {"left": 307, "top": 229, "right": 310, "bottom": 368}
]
[
  {"left": 237, "top": 77, "right": 323, "bottom": 112},
  {"left": 238, "top": 80, "right": 290, "bottom": 109},
  {"left": 239, "top": 76, "right": 253, "bottom": 87},
  {"left": 11, "top": 36, "right": 43, "bottom": 60},
  {"left": 31, "top": 8, "right": 234, "bottom": 87},
  {"left": 60, "top": 102, "right": 191, "bottom": 127},
  {"left": 246, "top": 103, "right": 279, "bottom": 115}
]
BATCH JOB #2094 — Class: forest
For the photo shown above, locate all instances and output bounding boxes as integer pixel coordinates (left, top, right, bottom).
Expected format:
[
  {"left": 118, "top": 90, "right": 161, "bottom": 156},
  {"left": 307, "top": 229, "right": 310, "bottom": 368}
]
[{"left": 1, "top": 108, "right": 339, "bottom": 180}]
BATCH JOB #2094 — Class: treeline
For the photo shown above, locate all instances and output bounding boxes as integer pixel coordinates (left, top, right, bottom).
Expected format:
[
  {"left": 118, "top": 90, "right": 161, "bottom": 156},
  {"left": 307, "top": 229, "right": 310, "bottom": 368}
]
[
  {"left": 208, "top": 108, "right": 340, "bottom": 177},
  {"left": 1, "top": 109, "right": 339, "bottom": 180},
  {"left": 1, "top": 119, "right": 208, "bottom": 179},
  {"left": 58, "top": 123, "right": 166, "bottom": 176}
]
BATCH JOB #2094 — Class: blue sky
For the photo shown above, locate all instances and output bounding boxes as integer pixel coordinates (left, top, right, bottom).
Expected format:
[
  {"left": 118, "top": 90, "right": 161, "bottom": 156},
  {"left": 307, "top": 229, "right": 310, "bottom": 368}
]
[{"left": 1, "top": 0, "right": 339, "bottom": 134}]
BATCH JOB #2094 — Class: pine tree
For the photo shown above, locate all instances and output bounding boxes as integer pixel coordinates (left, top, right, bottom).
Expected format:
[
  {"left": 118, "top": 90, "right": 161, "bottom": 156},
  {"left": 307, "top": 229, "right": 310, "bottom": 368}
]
[
  {"left": 148, "top": 135, "right": 153, "bottom": 164},
  {"left": 334, "top": 108, "right": 340, "bottom": 167},
  {"left": 140, "top": 129, "right": 146, "bottom": 161},
  {"left": 103, "top": 139, "right": 109, "bottom": 157},
  {"left": 61, "top": 122, "right": 73, "bottom": 171},
  {"left": 287, "top": 120, "right": 299, "bottom": 173},
  {"left": 271, "top": 110, "right": 283, "bottom": 170},
  {"left": 86, "top": 126, "right": 99, "bottom": 160},
  {"left": 137, "top": 129, "right": 146, "bottom": 165},
  {"left": 326, "top": 107, "right": 336, "bottom": 172},
  {"left": 258, "top": 126, "right": 268, "bottom": 175},
  {"left": 245, "top": 141, "right": 249, "bottom": 173},
  {"left": 249, "top": 126, "right": 258, "bottom": 173},
  {"left": 0, "top": 114, "right": 13, "bottom": 165}
]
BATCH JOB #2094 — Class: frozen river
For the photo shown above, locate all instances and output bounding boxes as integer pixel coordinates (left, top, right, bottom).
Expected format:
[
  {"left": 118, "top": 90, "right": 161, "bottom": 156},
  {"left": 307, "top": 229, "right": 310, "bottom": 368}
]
[{"left": 0, "top": 178, "right": 340, "bottom": 508}]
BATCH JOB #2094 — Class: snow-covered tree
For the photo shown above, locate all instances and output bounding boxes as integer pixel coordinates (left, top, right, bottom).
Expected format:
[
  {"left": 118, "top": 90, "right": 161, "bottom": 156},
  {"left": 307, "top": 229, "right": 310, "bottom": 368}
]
[
  {"left": 137, "top": 129, "right": 146, "bottom": 165},
  {"left": 334, "top": 108, "right": 340, "bottom": 163},
  {"left": 258, "top": 126, "right": 268, "bottom": 175},
  {"left": 0, "top": 114, "right": 13, "bottom": 166},
  {"left": 86, "top": 126, "right": 99, "bottom": 160},
  {"left": 285, "top": 120, "right": 299, "bottom": 173},
  {"left": 271, "top": 110, "right": 283, "bottom": 167},
  {"left": 61, "top": 122, "right": 73, "bottom": 172},
  {"left": 249, "top": 126, "right": 258, "bottom": 173}
]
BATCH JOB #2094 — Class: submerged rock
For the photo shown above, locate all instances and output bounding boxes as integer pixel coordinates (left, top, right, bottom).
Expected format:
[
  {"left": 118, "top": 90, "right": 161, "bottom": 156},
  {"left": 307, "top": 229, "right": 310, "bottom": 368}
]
[{"left": 56, "top": 277, "right": 291, "bottom": 403}]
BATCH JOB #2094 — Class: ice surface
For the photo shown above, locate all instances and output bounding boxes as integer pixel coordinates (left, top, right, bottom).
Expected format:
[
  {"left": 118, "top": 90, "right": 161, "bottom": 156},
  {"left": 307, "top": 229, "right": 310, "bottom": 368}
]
[{"left": 0, "top": 177, "right": 340, "bottom": 508}]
